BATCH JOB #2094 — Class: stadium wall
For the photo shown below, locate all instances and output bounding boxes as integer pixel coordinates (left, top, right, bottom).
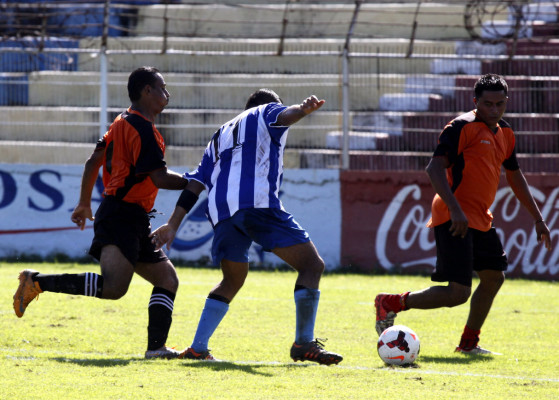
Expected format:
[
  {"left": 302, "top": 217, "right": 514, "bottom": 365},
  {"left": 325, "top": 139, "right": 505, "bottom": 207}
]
[
  {"left": 341, "top": 171, "right": 559, "bottom": 281},
  {"left": 1, "top": 164, "right": 557, "bottom": 280},
  {"left": 0, "top": 164, "right": 341, "bottom": 269}
]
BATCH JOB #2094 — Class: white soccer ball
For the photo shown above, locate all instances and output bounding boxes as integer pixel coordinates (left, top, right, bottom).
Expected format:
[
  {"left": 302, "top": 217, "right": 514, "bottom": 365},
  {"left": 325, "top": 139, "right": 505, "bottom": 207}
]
[{"left": 377, "top": 325, "right": 420, "bottom": 366}]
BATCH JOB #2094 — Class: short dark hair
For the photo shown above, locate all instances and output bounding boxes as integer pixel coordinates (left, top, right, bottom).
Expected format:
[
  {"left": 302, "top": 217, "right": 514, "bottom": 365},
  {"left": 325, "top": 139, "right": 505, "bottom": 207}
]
[
  {"left": 474, "top": 73, "right": 508, "bottom": 99},
  {"left": 127, "top": 66, "right": 160, "bottom": 102},
  {"left": 244, "top": 88, "right": 282, "bottom": 110}
]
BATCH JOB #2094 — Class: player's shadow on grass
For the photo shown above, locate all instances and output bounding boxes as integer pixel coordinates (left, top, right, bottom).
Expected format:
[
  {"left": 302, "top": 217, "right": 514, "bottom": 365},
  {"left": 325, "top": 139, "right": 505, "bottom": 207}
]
[
  {"left": 419, "top": 355, "right": 499, "bottom": 364},
  {"left": 180, "top": 360, "right": 273, "bottom": 376},
  {"left": 50, "top": 357, "right": 133, "bottom": 367},
  {"left": 181, "top": 360, "right": 314, "bottom": 376},
  {"left": 49, "top": 357, "right": 316, "bottom": 375}
]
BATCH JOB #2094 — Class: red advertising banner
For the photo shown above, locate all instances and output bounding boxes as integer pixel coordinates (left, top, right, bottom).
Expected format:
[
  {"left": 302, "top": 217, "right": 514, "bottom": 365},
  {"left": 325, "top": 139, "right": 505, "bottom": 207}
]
[{"left": 341, "top": 171, "right": 559, "bottom": 280}]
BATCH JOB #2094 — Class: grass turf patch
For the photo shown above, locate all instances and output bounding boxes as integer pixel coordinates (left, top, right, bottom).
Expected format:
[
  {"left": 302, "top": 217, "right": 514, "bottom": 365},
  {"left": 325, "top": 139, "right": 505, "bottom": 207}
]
[{"left": 1, "top": 262, "right": 558, "bottom": 399}]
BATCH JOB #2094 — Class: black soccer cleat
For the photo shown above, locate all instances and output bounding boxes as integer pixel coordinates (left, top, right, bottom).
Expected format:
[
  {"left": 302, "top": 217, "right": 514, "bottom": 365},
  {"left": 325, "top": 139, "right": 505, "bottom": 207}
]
[{"left": 290, "top": 338, "right": 343, "bottom": 366}]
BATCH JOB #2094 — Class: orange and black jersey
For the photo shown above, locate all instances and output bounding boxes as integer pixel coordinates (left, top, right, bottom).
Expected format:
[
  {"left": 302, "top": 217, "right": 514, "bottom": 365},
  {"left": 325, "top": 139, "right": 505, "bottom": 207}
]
[
  {"left": 95, "top": 107, "right": 166, "bottom": 212},
  {"left": 428, "top": 110, "right": 520, "bottom": 232}
]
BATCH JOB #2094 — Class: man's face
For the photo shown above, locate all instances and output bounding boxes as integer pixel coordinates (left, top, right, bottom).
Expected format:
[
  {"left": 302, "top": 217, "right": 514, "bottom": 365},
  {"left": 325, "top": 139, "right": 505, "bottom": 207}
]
[
  {"left": 473, "top": 90, "right": 508, "bottom": 130},
  {"left": 147, "top": 73, "right": 170, "bottom": 113}
]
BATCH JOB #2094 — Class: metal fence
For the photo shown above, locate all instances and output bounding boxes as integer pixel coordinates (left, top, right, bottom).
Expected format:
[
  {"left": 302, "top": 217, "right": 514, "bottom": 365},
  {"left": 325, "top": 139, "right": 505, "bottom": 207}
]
[{"left": 1, "top": 0, "right": 558, "bottom": 171}]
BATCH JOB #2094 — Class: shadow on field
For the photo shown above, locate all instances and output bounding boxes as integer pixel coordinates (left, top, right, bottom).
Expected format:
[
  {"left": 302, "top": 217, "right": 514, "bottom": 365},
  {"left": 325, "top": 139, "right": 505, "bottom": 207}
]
[
  {"left": 419, "top": 354, "right": 498, "bottom": 364},
  {"left": 180, "top": 361, "right": 313, "bottom": 376},
  {"left": 50, "top": 357, "right": 134, "bottom": 367},
  {"left": 48, "top": 357, "right": 319, "bottom": 374}
]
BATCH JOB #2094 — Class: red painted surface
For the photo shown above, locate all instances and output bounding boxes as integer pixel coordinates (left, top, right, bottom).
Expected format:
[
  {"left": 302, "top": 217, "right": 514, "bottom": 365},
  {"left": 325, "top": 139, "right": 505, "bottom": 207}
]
[{"left": 340, "top": 170, "right": 559, "bottom": 280}]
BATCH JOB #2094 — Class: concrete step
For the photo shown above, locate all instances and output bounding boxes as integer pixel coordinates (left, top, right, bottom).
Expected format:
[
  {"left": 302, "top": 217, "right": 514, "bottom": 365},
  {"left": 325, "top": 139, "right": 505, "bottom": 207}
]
[
  {"left": 4, "top": 140, "right": 556, "bottom": 172},
  {"left": 76, "top": 37, "right": 455, "bottom": 74},
  {"left": 325, "top": 131, "right": 390, "bottom": 150},
  {"left": 0, "top": 140, "right": 301, "bottom": 169},
  {"left": 0, "top": 106, "right": 344, "bottom": 149},
  {"left": 375, "top": 74, "right": 559, "bottom": 114},
  {"left": 0, "top": 106, "right": 101, "bottom": 143},
  {"left": 353, "top": 111, "right": 559, "bottom": 153},
  {"left": 134, "top": 3, "right": 510, "bottom": 40},
  {"left": 175, "top": 1, "right": 421, "bottom": 4},
  {"left": 30, "top": 71, "right": 557, "bottom": 114},
  {"left": 507, "top": 38, "right": 559, "bottom": 56},
  {"left": 4, "top": 104, "right": 557, "bottom": 152},
  {"left": 299, "top": 149, "right": 559, "bottom": 172},
  {"left": 155, "top": 109, "right": 344, "bottom": 148},
  {"left": 26, "top": 71, "right": 405, "bottom": 111},
  {"left": 0, "top": 140, "right": 206, "bottom": 168},
  {"left": 481, "top": 60, "right": 559, "bottom": 85},
  {"left": 300, "top": 149, "right": 430, "bottom": 170},
  {"left": 0, "top": 141, "right": 96, "bottom": 165},
  {"left": 438, "top": 75, "right": 559, "bottom": 114},
  {"left": 531, "top": 20, "right": 559, "bottom": 37}
]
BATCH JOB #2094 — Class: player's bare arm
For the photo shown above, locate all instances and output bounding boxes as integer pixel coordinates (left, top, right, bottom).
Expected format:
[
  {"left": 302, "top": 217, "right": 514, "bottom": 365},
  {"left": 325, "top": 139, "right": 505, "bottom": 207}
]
[
  {"left": 505, "top": 168, "right": 552, "bottom": 250},
  {"left": 149, "top": 167, "right": 189, "bottom": 190},
  {"left": 425, "top": 155, "right": 468, "bottom": 238},
  {"left": 71, "top": 148, "right": 104, "bottom": 230},
  {"left": 150, "top": 180, "right": 206, "bottom": 250},
  {"left": 275, "top": 95, "right": 325, "bottom": 126}
]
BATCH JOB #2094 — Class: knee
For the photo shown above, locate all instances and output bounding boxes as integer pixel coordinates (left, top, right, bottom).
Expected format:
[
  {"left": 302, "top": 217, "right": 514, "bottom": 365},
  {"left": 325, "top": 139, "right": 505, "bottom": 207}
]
[
  {"left": 162, "top": 271, "right": 179, "bottom": 293},
  {"left": 297, "top": 259, "right": 324, "bottom": 282},
  {"left": 479, "top": 270, "right": 506, "bottom": 292},
  {"left": 150, "top": 263, "right": 179, "bottom": 293},
  {"left": 447, "top": 285, "right": 471, "bottom": 307},
  {"left": 101, "top": 284, "right": 129, "bottom": 300},
  {"left": 489, "top": 272, "right": 505, "bottom": 287},
  {"left": 317, "top": 258, "right": 325, "bottom": 274},
  {"left": 309, "top": 258, "right": 325, "bottom": 276},
  {"left": 225, "top": 273, "right": 246, "bottom": 291}
]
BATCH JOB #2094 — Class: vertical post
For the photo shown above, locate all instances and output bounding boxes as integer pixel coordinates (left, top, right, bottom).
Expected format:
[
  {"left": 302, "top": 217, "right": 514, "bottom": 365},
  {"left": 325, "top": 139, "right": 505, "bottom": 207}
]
[
  {"left": 277, "top": 0, "right": 292, "bottom": 56},
  {"left": 406, "top": 1, "right": 422, "bottom": 58},
  {"left": 341, "top": 49, "right": 350, "bottom": 170},
  {"left": 99, "top": 0, "right": 110, "bottom": 138},
  {"left": 99, "top": 52, "right": 108, "bottom": 138},
  {"left": 341, "top": 1, "right": 362, "bottom": 170},
  {"left": 161, "top": 0, "right": 169, "bottom": 54}
]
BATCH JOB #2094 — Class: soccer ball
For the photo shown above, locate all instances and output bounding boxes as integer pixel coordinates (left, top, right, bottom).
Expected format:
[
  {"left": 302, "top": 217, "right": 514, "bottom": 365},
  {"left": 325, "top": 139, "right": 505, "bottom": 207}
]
[{"left": 377, "top": 325, "right": 420, "bottom": 366}]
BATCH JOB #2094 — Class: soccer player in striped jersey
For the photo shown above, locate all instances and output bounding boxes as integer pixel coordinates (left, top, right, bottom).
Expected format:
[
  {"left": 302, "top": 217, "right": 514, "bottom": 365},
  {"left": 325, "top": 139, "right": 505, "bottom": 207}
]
[
  {"left": 150, "top": 89, "right": 343, "bottom": 365},
  {"left": 13, "top": 67, "right": 188, "bottom": 359}
]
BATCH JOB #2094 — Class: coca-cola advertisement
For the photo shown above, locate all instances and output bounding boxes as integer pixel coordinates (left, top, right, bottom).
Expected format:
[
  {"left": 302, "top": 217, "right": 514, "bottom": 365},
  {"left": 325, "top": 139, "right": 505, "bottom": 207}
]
[{"left": 341, "top": 171, "right": 558, "bottom": 280}]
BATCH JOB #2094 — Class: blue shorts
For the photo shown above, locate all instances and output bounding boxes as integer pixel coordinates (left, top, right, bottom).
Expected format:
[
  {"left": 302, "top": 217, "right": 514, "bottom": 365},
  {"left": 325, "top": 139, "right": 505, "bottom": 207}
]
[{"left": 211, "top": 208, "right": 310, "bottom": 266}]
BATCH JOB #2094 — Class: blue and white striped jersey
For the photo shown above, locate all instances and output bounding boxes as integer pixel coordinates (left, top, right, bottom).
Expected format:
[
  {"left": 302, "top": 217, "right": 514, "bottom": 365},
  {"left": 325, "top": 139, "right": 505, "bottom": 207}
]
[{"left": 186, "top": 102, "right": 289, "bottom": 226}]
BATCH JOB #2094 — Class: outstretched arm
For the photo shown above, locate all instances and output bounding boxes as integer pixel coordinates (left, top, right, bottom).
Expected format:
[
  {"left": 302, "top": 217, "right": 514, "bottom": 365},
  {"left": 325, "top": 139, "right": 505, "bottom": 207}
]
[
  {"left": 425, "top": 155, "right": 469, "bottom": 238},
  {"left": 149, "top": 167, "right": 189, "bottom": 190},
  {"left": 71, "top": 149, "right": 104, "bottom": 230},
  {"left": 505, "top": 168, "right": 552, "bottom": 250},
  {"left": 275, "top": 95, "right": 325, "bottom": 127},
  {"left": 150, "top": 180, "right": 206, "bottom": 251}
]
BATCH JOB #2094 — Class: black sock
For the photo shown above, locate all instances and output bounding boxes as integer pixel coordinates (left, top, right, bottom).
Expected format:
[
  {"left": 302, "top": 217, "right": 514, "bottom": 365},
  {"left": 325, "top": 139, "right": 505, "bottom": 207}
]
[
  {"left": 147, "top": 287, "right": 176, "bottom": 351},
  {"left": 294, "top": 284, "right": 308, "bottom": 292},
  {"left": 208, "top": 292, "right": 231, "bottom": 304},
  {"left": 33, "top": 273, "right": 103, "bottom": 298}
]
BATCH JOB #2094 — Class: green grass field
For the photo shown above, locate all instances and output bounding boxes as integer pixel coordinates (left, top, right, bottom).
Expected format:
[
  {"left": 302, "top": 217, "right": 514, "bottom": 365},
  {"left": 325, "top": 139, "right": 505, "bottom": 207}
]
[{"left": 1, "top": 262, "right": 558, "bottom": 399}]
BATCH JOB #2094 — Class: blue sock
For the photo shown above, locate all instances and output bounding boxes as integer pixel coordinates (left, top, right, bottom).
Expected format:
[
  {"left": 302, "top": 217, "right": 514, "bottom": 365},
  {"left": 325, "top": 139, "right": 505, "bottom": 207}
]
[
  {"left": 190, "top": 298, "right": 229, "bottom": 353},
  {"left": 294, "top": 287, "right": 320, "bottom": 344}
]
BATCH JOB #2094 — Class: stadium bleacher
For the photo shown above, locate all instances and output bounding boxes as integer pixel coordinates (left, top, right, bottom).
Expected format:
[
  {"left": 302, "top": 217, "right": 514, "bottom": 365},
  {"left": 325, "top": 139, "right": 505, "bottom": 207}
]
[{"left": 0, "top": 0, "right": 557, "bottom": 170}]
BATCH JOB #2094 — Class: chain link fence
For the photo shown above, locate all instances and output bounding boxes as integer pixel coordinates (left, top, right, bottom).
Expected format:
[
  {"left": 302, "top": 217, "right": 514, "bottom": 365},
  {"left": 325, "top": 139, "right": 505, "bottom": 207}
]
[{"left": 1, "top": 0, "right": 558, "bottom": 170}]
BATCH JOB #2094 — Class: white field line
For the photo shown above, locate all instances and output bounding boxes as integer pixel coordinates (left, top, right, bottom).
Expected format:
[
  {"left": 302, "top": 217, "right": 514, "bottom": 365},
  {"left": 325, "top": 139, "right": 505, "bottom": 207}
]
[{"left": 1, "top": 347, "right": 558, "bottom": 383}]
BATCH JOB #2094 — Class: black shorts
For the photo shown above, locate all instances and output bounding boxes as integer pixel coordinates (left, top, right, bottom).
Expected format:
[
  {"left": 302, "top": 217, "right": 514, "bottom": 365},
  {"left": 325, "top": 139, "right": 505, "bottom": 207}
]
[
  {"left": 89, "top": 196, "right": 168, "bottom": 267},
  {"left": 432, "top": 220, "right": 508, "bottom": 287}
]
